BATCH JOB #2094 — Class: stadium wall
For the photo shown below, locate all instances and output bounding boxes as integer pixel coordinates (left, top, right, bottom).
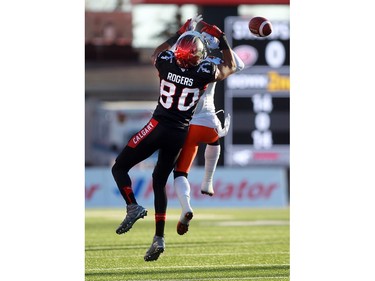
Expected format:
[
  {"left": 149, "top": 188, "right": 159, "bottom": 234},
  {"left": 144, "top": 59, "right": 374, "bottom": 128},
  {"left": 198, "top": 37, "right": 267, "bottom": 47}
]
[{"left": 85, "top": 167, "right": 289, "bottom": 208}]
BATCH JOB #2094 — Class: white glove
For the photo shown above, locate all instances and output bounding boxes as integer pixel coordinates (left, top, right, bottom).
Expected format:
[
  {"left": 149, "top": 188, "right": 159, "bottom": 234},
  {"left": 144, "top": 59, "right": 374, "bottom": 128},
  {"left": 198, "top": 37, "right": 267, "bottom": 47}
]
[
  {"left": 189, "top": 14, "right": 203, "bottom": 31},
  {"left": 216, "top": 113, "right": 231, "bottom": 138}
]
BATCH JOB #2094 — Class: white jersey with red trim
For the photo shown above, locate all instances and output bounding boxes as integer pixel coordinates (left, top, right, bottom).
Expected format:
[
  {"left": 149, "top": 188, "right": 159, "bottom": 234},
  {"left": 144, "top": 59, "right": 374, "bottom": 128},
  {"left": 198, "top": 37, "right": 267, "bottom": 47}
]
[{"left": 190, "top": 52, "right": 245, "bottom": 130}]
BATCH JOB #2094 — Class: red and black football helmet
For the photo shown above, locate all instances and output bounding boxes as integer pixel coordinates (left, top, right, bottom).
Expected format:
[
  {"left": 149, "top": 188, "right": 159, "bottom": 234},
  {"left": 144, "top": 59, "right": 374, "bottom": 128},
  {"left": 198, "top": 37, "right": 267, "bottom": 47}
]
[{"left": 174, "top": 34, "right": 207, "bottom": 68}]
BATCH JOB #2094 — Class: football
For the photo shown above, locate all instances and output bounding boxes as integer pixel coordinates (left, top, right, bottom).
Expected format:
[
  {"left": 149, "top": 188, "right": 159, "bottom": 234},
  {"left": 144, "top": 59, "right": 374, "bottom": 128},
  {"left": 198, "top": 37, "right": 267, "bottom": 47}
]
[{"left": 249, "top": 16, "right": 272, "bottom": 37}]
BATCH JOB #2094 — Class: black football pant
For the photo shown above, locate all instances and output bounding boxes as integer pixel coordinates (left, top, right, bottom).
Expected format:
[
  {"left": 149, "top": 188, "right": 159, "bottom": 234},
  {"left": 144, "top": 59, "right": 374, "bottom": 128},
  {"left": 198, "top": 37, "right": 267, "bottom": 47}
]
[{"left": 111, "top": 118, "right": 188, "bottom": 215}]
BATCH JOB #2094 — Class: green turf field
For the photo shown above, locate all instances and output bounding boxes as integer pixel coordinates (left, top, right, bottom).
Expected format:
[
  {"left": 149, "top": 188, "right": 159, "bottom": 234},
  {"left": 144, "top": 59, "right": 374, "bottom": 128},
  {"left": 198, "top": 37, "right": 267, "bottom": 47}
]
[{"left": 85, "top": 208, "right": 290, "bottom": 281}]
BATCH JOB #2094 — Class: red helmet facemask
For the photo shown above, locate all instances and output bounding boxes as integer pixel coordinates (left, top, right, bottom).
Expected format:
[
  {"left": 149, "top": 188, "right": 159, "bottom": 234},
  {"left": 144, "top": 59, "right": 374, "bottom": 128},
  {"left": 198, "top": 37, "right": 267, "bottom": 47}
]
[{"left": 174, "top": 35, "right": 207, "bottom": 68}]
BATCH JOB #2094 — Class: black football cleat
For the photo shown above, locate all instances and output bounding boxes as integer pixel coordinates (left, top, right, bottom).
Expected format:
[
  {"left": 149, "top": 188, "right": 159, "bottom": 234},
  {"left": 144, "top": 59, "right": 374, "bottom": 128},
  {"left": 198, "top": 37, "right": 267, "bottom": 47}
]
[
  {"left": 116, "top": 204, "right": 147, "bottom": 234},
  {"left": 144, "top": 236, "right": 165, "bottom": 262}
]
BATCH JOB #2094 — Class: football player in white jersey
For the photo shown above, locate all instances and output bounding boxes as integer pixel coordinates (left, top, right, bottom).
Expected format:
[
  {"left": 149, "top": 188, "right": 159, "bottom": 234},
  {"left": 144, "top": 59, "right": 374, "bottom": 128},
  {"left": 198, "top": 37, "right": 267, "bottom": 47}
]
[
  {"left": 173, "top": 31, "right": 245, "bottom": 235},
  {"left": 152, "top": 15, "right": 245, "bottom": 235}
]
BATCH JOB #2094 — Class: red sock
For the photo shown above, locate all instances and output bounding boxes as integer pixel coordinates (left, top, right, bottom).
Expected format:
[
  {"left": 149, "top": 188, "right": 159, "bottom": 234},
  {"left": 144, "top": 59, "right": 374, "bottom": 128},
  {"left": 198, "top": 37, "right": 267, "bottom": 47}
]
[
  {"left": 155, "top": 213, "right": 166, "bottom": 237},
  {"left": 121, "top": 186, "right": 137, "bottom": 205}
]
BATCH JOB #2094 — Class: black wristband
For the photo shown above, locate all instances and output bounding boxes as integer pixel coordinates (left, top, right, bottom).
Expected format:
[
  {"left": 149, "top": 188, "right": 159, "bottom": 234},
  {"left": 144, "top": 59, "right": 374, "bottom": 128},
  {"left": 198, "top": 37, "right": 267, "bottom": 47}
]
[
  {"left": 166, "top": 32, "right": 181, "bottom": 46},
  {"left": 218, "top": 34, "right": 230, "bottom": 50}
]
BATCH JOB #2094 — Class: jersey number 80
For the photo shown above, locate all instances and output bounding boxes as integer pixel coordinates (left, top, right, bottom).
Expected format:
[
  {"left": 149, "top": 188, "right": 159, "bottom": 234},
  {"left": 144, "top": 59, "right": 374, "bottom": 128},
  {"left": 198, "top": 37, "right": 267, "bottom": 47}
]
[{"left": 159, "top": 79, "right": 200, "bottom": 111}]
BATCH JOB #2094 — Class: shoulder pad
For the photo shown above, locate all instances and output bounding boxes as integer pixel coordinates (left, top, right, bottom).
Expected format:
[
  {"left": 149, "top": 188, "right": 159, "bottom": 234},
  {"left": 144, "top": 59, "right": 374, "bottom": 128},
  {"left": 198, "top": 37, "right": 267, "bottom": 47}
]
[
  {"left": 158, "top": 50, "right": 174, "bottom": 61},
  {"left": 196, "top": 61, "right": 216, "bottom": 75}
]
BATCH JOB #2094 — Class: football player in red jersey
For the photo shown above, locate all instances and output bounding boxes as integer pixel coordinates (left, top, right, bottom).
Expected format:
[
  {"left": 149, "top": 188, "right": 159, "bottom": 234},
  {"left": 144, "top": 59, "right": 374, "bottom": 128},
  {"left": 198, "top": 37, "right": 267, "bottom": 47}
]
[{"left": 111, "top": 17, "right": 237, "bottom": 262}]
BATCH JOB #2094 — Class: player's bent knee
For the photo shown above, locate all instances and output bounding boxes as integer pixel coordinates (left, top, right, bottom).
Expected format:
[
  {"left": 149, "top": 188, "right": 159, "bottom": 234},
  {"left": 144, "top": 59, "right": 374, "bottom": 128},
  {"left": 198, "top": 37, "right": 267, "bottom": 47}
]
[{"left": 111, "top": 162, "right": 123, "bottom": 178}]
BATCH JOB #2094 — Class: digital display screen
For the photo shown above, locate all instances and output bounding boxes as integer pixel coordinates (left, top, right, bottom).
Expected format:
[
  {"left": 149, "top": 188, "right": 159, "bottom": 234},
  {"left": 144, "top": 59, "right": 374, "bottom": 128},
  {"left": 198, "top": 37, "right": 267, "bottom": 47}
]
[{"left": 224, "top": 17, "right": 290, "bottom": 166}]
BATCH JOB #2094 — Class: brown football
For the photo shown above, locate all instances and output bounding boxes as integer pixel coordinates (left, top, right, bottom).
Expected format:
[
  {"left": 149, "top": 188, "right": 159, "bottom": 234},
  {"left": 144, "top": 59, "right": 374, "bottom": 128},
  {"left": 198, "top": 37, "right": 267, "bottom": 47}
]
[{"left": 249, "top": 16, "right": 272, "bottom": 37}]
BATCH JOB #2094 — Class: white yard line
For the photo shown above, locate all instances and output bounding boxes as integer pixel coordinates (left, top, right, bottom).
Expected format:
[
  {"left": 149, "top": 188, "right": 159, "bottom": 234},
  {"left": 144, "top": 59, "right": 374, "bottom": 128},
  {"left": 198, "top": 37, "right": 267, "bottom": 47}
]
[
  {"left": 86, "top": 251, "right": 289, "bottom": 258},
  {"left": 86, "top": 263, "right": 290, "bottom": 272},
  {"left": 86, "top": 240, "right": 288, "bottom": 251}
]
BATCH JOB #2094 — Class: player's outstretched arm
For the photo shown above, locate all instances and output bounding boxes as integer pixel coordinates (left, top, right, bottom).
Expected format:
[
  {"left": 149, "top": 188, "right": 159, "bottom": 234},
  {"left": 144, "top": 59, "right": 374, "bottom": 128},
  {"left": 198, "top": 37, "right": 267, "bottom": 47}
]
[
  {"left": 232, "top": 50, "right": 245, "bottom": 72},
  {"left": 201, "top": 23, "right": 237, "bottom": 81},
  {"left": 217, "top": 47, "right": 237, "bottom": 81}
]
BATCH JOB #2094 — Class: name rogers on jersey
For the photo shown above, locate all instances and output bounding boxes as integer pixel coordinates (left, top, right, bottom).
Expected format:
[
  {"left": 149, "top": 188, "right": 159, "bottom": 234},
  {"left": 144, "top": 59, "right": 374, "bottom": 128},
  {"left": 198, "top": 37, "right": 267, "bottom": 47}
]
[{"left": 167, "top": 72, "right": 193, "bottom": 86}]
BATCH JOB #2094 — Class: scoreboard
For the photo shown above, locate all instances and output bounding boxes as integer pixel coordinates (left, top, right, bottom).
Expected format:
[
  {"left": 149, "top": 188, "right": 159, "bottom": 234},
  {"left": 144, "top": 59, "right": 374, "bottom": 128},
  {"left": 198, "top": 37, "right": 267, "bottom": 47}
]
[{"left": 224, "top": 16, "right": 290, "bottom": 166}]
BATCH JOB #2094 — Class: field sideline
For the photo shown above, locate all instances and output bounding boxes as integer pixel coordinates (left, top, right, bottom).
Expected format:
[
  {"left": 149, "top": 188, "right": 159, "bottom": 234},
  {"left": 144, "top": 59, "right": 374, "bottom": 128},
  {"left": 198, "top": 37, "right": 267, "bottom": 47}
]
[{"left": 85, "top": 207, "right": 290, "bottom": 281}]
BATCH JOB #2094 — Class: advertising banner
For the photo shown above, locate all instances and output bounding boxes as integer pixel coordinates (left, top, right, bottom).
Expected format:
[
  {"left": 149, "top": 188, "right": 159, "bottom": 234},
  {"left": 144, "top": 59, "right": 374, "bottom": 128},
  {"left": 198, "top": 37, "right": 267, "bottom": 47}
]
[{"left": 85, "top": 167, "right": 288, "bottom": 208}]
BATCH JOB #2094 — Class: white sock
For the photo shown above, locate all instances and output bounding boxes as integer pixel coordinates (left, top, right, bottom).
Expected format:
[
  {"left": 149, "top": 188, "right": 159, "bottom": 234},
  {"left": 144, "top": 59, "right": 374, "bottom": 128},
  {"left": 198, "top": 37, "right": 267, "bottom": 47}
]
[
  {"left": 174, "top": 176, "right": 193, "bottom": 220},
  {"left": 203, "top": 144, "right": 220, "bottom": 185}
]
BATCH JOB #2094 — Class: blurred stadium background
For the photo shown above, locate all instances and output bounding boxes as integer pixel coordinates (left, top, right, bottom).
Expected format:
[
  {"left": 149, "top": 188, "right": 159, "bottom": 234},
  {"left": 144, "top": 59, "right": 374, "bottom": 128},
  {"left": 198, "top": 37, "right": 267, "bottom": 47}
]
[{"left": 85, "top": 0, "right": 290, "bottom": 210}]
